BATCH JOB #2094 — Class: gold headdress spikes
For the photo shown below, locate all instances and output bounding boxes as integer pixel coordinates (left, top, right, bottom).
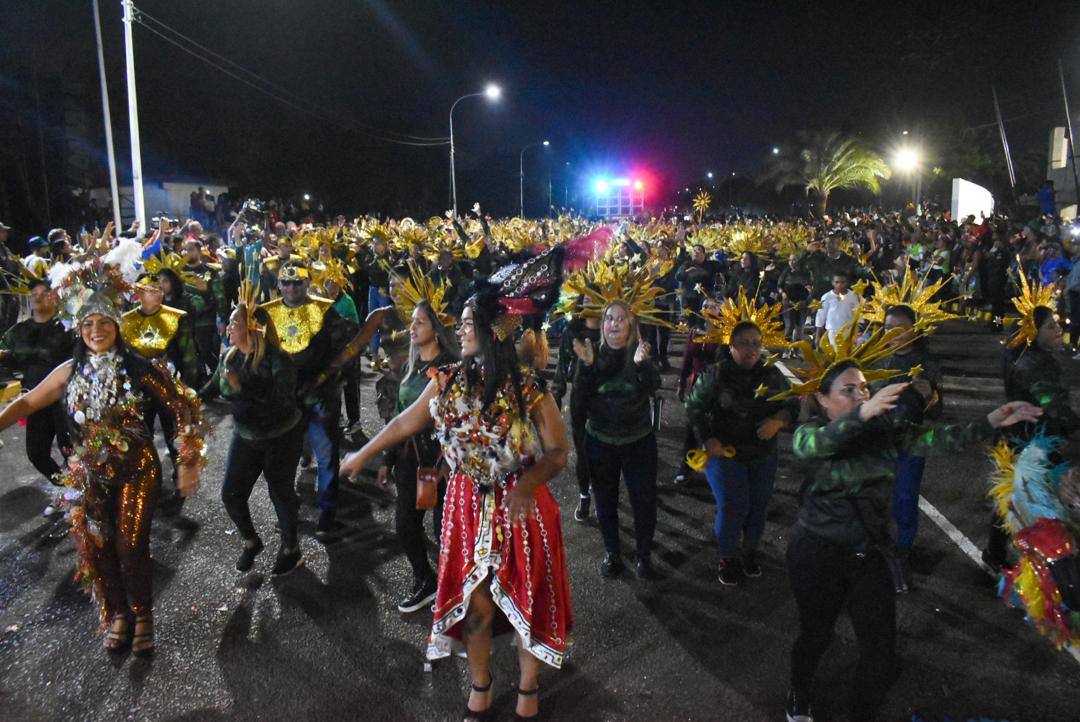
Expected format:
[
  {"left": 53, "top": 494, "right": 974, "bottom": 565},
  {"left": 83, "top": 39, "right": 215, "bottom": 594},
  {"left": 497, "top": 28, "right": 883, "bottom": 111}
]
[
  {"left": 389, "top": 260, "right": 454, "bottom": 326},
  {"left": 236, "top": 273, "right": 262, "bottom": 333},
  {"left": 693, "top": 287, "right": 788, "bottom": 347},
  {"left": 860, "top": 269, "right": 959, "bottom": 331},
  {"left": 559, "top": 259, "right": 674, "bottom": 328},
  {"left": 770, "top": 312, "right": 914, "bottom": 400},
  {"left": 141, "top": 252, "right": 197, "bottom": 286},
  {"left": 310, "top": 257, "right": 352, "bottom": 292},
  {"left": 1008, "top": 264, "right": 1057, "bottom": 349}
]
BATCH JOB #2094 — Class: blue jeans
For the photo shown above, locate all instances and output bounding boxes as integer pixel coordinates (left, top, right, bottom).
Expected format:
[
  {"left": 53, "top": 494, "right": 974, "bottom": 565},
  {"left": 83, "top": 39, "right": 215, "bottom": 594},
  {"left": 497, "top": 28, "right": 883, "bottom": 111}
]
[
  {"left": 307, "top": 404, "right": 340, "bottom": 514},
  {"left": 893, "top": 453, "right": 926, "bottom": 551},
  {"left": 704, "top": 455, "right": 778, "bottom": 557},
  {"left": 367, "top": 287, "right": 392, "bottom": 355}
]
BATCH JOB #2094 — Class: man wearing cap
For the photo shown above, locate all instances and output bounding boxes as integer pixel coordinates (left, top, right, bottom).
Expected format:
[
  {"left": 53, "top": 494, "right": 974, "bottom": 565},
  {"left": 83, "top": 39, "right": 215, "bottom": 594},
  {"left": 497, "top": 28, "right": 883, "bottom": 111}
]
[
  {"left": 48, "top": 228, "right": 75, "bottom": 263},
  {"left": 0, "top": 276, "right": 73, "bottom": 514},
  {"left": 23, "top": 236, "right": 50, "bottom": 276},
  {"left": 261, "top": 260, "right": 351, "bottom": 541}
]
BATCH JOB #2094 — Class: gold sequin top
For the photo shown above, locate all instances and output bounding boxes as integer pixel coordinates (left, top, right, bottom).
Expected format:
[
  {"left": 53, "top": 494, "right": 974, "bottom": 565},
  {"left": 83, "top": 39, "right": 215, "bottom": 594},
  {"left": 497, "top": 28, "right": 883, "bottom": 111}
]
[
  {"left": 429, "top": 363, "right": 544, "bottom": 485},
  {"left": 120, "top": 306, "right": 186, "bottom": 357},
  {"left": 259, "top": 296, "right": 334, "bottom": 354}
]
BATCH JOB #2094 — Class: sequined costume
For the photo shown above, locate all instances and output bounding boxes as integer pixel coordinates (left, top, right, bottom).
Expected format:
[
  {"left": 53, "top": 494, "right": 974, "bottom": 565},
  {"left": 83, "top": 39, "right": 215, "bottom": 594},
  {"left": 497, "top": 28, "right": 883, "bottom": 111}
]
[
  {"left": 58, "top": 350, "right": 205, "bottom": 625},
  {"left": 120, "top": 304, "right": 201, "bottom": 386},
  {"left": 426, "top": 362, "right": 573, "bottom": 668}
]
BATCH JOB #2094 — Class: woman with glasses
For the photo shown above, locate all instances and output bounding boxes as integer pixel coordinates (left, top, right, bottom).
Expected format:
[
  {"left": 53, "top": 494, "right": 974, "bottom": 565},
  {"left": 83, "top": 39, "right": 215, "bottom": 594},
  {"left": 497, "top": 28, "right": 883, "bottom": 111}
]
[{"left": 684, "top": 319, "right": 797, "bottom": 586}]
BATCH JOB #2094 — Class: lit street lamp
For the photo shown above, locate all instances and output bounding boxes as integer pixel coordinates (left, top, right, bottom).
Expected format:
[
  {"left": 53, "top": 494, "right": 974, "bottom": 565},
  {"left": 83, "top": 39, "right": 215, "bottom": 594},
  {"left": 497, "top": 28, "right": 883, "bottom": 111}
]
[
  {"left": 520, "top": 140, "right": 550, "bottom": 217},
  {"left": 893, "top": 146, "right": 922, "bottom": 212},
  {"left": 772, "top": 147, "right": 780, "bottom": 155},
  {"left": 449, "top": 83, "right": 501, "bottom": 216}
]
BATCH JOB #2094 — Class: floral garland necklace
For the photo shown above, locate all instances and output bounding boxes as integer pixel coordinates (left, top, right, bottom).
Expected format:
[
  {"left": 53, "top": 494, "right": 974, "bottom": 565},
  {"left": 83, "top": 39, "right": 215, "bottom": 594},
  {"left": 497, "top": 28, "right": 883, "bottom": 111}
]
[{"left": 66, "top": 351, "right": 138, "bottom": 426}]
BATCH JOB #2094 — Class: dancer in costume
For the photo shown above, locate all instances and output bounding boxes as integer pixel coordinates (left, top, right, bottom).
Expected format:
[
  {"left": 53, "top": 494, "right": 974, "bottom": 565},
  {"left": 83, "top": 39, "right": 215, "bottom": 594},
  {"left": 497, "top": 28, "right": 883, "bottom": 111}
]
[
  {"left": 261, "top": 260, "right": 352, "bottom": 541},
  {"left": 123, "top": 256, "right": 202, "bottom": 515},
  {"left": 684, "top": 288, "right": 797, "bottom": 586},
  {"left": 341, "top": 248, "right": 572, "bottom": 721},
  {"left": 0, "top": 267, "right": 73, "bottom": 515},
  {"left": 862, "top": 271, "right": 955, "bottom": 591},
  {"left": 181, "top": 237, "right": 227, "bottom": 379},
  {"left": 214, "top": 275, "right": 306, "bottom": 576},
  {"left": 0, "top": 237, "right": 207, "bottom": 656},
  {"left": 778, "top": 314, "right": 1040, "bottom": 722},
  {"left": 566, "top": 261, "right": 668, "bottom": 579},
  {"left": 984, "top": 266, "right": 1080, "bottom": 569},
  {"left": 380, "top": 261, "right": 459, "bottom": 613}
]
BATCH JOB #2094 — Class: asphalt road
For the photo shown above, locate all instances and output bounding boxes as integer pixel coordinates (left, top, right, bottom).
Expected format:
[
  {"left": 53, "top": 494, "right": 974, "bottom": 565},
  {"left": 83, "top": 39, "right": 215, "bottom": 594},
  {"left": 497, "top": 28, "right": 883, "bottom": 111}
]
[{"left": 1, "top": 322, "right": 1079, "bottom": 722}]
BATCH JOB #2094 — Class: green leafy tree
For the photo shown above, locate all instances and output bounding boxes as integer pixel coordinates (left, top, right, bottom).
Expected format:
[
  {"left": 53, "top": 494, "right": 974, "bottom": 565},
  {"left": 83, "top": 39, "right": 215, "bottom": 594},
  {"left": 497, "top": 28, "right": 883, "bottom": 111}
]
[{"left": 761, "top": 131, "right": 892, "bottom": 212}]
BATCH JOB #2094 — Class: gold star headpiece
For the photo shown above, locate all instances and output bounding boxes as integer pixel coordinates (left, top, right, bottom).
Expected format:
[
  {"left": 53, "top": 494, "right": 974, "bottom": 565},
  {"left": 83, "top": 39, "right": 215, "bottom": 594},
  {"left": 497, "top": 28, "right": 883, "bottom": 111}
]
[
  {"left": 1007, "top": 264, "right": 1057, "bottom": 349},
  {"left": 557, "top": 259, "right": 674, "bottom": 328},
  {"left": 1, "top": 258, "right": 53, "bottom": 296},
  {"left": 277, "top": 263, "right": 310, "bottom": 281},
  {"left": 310, "top": 257, "right": 352, "bottom": 292},
  {"left": 860, "top": 269, "right": 959, "bottom": 331},
  {"left": 770, "top": 312, "right": 915, "bottom": 400},
  {"left": 693, "top": 287, "right": 788, "bottom": 347},
  {"left": 141, "top": 251, "right": 197, "bottom": 286},
  {"left": 389, "top": 259, "right": 454, "bottom": 326}
]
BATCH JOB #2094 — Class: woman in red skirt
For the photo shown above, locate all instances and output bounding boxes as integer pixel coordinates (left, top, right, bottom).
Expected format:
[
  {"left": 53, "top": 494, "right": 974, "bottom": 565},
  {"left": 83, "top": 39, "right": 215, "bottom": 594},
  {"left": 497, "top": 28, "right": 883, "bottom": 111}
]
[{"left": 342, "top": 248, "right": 573, "bottom": 720}]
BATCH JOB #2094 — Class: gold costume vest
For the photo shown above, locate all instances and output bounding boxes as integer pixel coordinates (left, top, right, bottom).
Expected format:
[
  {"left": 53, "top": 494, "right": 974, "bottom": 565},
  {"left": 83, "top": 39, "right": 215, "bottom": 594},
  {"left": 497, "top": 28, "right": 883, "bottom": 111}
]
[
  {"left": 260, "top": 296, "right": 333, "bottom": 354},
  {"left": 120, "top": 306, "right": 186, "bottom": 357}
]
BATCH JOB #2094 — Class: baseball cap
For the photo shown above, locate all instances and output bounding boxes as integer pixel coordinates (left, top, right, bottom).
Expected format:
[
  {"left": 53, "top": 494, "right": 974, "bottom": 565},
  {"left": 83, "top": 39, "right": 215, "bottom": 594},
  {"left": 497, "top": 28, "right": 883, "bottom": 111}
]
[{"left": 28, "top": 236, "right": 47, "bottom": 249}]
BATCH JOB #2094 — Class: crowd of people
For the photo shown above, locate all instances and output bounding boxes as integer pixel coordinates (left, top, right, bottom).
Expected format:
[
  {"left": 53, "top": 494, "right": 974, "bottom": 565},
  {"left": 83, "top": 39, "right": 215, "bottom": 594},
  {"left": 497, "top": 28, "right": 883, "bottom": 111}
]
[{"left": 0, "top": 201, "right": 1076, "bottom": 721}]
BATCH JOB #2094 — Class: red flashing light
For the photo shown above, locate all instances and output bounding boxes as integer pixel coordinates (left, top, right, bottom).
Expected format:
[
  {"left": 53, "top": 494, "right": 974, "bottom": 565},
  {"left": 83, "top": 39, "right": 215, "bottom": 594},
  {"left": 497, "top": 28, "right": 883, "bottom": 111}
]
[{"left": 633, "top": 180, "right": 644, "bottom": 191}]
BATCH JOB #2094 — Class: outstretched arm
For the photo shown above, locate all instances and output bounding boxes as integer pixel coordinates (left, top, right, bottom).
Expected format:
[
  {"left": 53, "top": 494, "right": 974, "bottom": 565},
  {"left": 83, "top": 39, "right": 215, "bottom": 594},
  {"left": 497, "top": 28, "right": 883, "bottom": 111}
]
[
  {"left": 340, "top": 378, "right": 438, "bottom": 480},
  {"left": 0, "top": 361, "right": 71, "bottom": 432}
]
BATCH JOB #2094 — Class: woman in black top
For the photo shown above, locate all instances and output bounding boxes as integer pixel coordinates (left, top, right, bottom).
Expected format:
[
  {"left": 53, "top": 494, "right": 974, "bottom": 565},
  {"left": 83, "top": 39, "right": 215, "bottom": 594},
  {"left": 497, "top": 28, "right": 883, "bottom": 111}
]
[{"left": 573, "top": 301, "right": 662, "bottom": 579}]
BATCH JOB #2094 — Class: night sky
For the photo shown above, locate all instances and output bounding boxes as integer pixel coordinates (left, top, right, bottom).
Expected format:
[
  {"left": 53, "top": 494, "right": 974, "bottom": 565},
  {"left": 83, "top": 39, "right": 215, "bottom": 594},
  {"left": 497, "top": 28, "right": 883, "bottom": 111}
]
[{"left": 3, "top": 0, "right": 1080, "bottom": 222}]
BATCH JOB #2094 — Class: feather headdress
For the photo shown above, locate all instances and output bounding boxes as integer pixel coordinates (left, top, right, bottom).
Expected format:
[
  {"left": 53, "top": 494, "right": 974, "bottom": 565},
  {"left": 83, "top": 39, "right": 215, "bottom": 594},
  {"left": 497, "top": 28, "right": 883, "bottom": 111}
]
[
  {"left": 389, "top": 260, "right": 454, "bottom": 327},
  {"left": 1007, "top": 264, "right": 1057, "bottom": 349},
  {"left": 693, "top": 286, "right": 788, "bottom": 348}
]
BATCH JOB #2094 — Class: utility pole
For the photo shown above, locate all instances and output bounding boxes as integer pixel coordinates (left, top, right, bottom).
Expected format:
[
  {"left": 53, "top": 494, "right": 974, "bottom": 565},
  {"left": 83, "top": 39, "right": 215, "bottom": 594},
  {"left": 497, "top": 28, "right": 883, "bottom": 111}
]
[
  {"left": 122, "top": 0, "right": 146, "bottom": 232},
  {"left": 92, "top": 0, "right": 122, "bottom": 228},
  {"left": 1058, "top": 60, "right": 1080, "bottom": 212}
]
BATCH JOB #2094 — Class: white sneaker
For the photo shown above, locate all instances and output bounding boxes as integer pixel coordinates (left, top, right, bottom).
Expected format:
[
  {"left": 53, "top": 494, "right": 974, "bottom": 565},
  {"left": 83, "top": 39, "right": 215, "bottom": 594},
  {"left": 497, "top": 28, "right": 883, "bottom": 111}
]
[{"left": 1072, "top": 351, "right": 1080, "bottom": 361}]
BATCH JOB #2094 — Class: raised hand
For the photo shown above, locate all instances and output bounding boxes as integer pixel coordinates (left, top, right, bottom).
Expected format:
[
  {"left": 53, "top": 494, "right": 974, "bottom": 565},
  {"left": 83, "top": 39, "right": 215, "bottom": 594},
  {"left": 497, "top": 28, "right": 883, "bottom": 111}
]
[
  {"left": 987, "top": 401, "right": 1043, "bottom": 429},
  {"left": 572, "top": 337, "right": 595, "bottom": 366},
  {"left": 858, "top": 383, "right": 909, "bottom": 422}
]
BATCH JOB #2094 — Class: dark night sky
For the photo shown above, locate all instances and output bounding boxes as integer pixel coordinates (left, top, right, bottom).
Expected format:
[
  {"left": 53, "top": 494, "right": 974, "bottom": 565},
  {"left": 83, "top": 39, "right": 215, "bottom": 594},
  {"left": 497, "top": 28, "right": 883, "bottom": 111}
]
[{"left": 4, "top": 0, "right": 1080, "bottom": 219}]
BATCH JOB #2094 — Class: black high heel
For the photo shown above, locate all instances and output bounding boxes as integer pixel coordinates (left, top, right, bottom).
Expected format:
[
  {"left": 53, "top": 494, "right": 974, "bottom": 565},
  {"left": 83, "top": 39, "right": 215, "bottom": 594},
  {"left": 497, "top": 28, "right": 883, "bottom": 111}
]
[
  {"left": 513, "top": 686, "right": 540, "bottom": 720},
  {"left": 463, "top": 672, "right": 494, "bottom": 722}
]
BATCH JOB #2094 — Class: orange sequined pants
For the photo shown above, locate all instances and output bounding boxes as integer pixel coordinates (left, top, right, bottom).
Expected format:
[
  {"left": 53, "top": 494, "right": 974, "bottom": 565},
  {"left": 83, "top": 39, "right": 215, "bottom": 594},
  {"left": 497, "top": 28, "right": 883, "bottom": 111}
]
[{"left": 80, "top": 442, "right": 161, "bottom": 621}]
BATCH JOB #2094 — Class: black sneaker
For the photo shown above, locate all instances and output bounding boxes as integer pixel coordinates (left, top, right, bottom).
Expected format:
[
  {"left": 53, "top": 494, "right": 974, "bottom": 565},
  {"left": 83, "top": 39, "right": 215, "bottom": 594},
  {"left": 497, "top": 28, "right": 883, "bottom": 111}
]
[
  {"left": 236, "top": 538, "right": 264, "bottom": 572},
  {"left": 574, "top": 495, "right": 591, "bottom": 522},
  {"left": 397, "top": 577, "right": 438, "bottom": 614},
  {"left": 635, "top": 556, "right": 660, "bottom": 580},
  {"left": 599, "top": 552, "right": 625, "bottom": 578},
  {"left": 718, "top": 557, "right": 741, "bottom": 586},
  {"left": 271, "top": 547, "right": 303, "bottom": 577},
  {"left": 742, "top": 551, "right": 762, "bottom": 578},
  {"left": 785, "top": 687, "right": 813, "bottom": 722},
  {"left": 315, "top": 511, "right": 337, "bottom": 542}
]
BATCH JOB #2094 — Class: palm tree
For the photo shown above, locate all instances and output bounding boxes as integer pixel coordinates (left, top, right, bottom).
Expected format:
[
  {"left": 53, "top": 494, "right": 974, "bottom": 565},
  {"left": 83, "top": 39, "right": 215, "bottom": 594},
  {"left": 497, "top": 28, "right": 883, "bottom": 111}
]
[{"left": 761, "top": 131, "right": 892, "bottom": 212}]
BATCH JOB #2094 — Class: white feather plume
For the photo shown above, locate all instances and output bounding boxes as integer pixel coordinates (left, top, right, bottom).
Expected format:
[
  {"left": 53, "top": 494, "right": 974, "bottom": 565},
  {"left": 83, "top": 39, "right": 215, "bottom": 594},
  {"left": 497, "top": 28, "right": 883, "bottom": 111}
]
[{"left": 102, "top": 237, "right": 145, "bottom": 283}]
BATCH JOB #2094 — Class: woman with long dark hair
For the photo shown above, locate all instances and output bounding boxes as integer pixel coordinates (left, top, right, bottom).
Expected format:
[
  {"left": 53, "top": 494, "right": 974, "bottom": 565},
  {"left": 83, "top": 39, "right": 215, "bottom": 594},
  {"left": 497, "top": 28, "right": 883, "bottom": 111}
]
[
  {"left": 381, "top": 299, "right": 459, "bottom": 613},
  {"left": 341, "top": 251, "right": 572, "bottom": 721},
  {"left": 0, "top": 288, "right": 205, "bottom": 657}
]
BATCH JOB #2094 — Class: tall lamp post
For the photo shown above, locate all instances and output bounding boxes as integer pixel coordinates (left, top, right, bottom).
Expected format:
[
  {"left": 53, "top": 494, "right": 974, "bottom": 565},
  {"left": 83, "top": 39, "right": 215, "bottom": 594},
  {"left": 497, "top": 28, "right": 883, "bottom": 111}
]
[
  {"left": 449, "top": 84, "right": 500, "bottom": 217},
  {"left": 519, "top": 140, "right": 550, "bottom": 217},
  {"left": 894, "top": 147, "right": 921, "bottom": 213}
]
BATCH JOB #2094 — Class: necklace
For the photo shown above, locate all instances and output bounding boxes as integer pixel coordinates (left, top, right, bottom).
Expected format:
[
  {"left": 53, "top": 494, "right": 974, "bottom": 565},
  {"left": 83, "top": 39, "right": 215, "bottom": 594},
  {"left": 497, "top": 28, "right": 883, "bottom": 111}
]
[{"left": 65, "top": 351, "right": 136, "bottom": 426}]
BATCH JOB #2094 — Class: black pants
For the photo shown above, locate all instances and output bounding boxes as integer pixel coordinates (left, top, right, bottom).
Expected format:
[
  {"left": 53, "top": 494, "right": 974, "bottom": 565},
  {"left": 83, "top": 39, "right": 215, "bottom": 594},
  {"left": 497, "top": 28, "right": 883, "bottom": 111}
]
[
  {"left": 221, "top": 424, "right": 305, "bottom": 548},
  {"left": 25, "top": 402, "right": 68, "bottom": 484},
  {"left": 570, "top": 411, "right": 590, "bottom": 497},
  {"left": 586, "top": 431, "right": 657, "bottom": 558},
  {"left": 787, "top": 529, "right": 896, "bottom": 721},
  {"left": 193, "top": 323, "right": 220, "bottom": 379},
  {"left": 342, "top": 362, "right": 360, "bottom": 426},
  {"left": 392, "top": 439, "right": 445, "bottom": 584},
  {"left": 146, "top": 406, "right": 180, "bottom": 492}
]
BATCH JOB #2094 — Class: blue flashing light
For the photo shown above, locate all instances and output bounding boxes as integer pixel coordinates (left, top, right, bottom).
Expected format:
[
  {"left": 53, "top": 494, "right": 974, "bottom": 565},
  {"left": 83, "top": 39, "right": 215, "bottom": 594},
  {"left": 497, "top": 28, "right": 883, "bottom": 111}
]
[
  {"left": 594, "top": 178, "right": 610, "bottom": 194},
  {"left": 610, "top": 178, "right": 630, "bottom": 187}
]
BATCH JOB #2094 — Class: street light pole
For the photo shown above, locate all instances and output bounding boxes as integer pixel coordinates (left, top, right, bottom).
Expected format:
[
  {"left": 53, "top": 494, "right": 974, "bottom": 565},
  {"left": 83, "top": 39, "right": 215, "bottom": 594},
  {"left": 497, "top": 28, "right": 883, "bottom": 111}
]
[
  {"left": 448, "top": 85, "right": 500, "bottom": 217},
  {"left": 92, "top": 0, "right": 121, "bottom": 229},
  {"left": 121, "top": 0, "right": 146, "bottom": 231},
  {"left": 519, "top": 140, "right": 549, "bottom": 217}
]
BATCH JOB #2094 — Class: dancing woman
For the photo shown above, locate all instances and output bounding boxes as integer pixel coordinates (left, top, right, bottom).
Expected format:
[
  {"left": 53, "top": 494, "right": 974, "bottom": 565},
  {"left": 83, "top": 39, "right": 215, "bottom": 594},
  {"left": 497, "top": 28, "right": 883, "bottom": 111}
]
[
  {"left": 0, "top": 259, "right": 206, "bottom": 656},
  {"left": 341, "top": 249, "right": 572, "bottom": 721},
  {"left": 778, "top": 315, "right": 1040, "bottom": 722}
]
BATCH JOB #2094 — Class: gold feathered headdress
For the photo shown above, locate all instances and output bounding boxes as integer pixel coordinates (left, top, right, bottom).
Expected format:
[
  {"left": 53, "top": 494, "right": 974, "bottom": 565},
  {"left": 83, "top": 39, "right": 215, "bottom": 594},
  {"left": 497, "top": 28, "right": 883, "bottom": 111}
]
[
  {"left": 1008, "top": 264, "right": 1057, "bottom": 349},
  {"left": 693, "top": 287, "right": 788, "bottom": 348},
  {"left": 1, "top": 258, "right": 53, "bottom": 296},
  {"left": 235, "top": 272, "right": 263, "bottom": 334},
  {"left": 141, "top": 251, "right": 197, "bottom": 286},
  {"left": 770, "top": 312, "right": 915, "bottom": 400},
  {"left": 389, "top": 260, "right": 454, "bottom": 327},
  {"left": 558, "top": 259, "right": 674, "bottom": 328},
  {"left": 860, "top": 269, "right": 959, "bottom": 331},
  {"left": 309, "top": 257, "right": 352, "bottom": 292}
]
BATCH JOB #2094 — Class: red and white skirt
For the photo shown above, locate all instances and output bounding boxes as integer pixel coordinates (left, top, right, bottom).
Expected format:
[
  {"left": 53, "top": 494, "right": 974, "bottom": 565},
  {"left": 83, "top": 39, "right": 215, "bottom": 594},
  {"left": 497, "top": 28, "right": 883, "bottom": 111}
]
[{"left": 427, "top": 468, "right": 574, "bottom": 668}]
